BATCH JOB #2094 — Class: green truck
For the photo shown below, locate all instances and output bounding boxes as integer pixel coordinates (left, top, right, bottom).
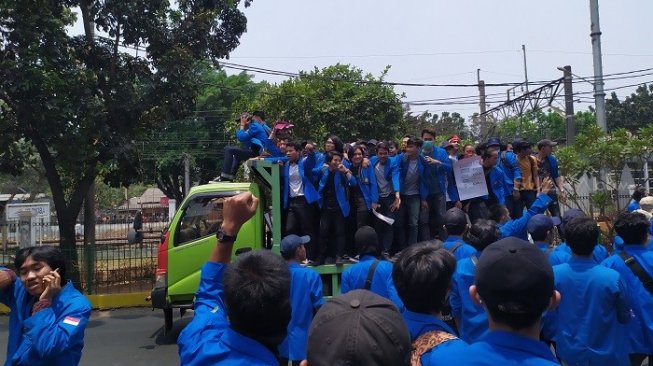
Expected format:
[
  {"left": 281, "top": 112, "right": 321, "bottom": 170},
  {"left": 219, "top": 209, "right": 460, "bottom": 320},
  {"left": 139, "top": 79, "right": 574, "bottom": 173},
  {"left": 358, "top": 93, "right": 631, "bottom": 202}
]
[{"left": 149, "top": 160, "right": 347, "bottom": 333}]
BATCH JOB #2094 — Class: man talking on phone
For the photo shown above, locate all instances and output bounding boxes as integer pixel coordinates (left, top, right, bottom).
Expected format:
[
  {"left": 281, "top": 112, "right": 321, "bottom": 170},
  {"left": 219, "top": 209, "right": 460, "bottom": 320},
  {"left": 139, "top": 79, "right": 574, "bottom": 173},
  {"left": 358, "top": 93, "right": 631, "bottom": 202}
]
[{"left": 0, "top": 246, "right": 91, "bottom": 366}]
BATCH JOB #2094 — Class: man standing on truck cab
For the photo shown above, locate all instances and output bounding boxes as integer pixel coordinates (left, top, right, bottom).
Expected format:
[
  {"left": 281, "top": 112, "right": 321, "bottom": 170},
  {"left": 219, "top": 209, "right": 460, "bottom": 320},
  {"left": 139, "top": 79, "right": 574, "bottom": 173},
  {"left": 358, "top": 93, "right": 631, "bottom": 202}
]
[
  {"left": 178, "top": 192, "right": 292, "bottom": 366},
  {"left": 317, "top": 150, "right": 356, "bottom": 265},
  {"left": 265, "top": 141, "right": 320, "bottom": 261},
  {"left": 278, "top": 234, "right": 324, "bottom": 366}
]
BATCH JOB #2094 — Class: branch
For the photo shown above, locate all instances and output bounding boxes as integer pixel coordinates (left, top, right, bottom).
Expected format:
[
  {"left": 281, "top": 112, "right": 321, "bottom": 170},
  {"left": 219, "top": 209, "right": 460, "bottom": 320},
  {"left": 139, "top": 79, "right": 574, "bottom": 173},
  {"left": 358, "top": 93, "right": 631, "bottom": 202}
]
[{"left": 79, "top": 0, "right": 96, "bottom": 43}]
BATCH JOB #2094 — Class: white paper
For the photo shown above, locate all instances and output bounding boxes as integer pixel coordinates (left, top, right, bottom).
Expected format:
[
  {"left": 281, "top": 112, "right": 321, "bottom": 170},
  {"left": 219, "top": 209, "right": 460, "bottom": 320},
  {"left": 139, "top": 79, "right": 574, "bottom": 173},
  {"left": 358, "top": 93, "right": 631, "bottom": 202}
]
[
  {"left": 372, "top": 209, "right": 395, "bottom": 225},
  {"left": 453, "top": 156, "right": 488, "bottom": 201}
]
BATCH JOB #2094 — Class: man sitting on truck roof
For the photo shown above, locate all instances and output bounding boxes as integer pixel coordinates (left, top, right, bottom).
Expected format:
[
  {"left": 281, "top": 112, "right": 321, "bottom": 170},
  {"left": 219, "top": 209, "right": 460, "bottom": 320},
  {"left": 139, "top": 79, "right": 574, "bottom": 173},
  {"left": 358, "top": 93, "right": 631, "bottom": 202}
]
[
  {"left": 178, "top": 192, "right": 292, "bottom": 366},
  {"left": 278, "top": 234, "right": 324, "bottom": 366}
]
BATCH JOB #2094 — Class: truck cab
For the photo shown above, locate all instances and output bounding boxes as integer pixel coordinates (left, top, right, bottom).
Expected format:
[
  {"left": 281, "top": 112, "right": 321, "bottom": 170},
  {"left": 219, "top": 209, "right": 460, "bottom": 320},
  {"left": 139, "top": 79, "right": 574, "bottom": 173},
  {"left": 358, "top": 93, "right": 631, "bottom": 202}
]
[{"left": 150, "top": 160, "right": 347, "bottom": 333}]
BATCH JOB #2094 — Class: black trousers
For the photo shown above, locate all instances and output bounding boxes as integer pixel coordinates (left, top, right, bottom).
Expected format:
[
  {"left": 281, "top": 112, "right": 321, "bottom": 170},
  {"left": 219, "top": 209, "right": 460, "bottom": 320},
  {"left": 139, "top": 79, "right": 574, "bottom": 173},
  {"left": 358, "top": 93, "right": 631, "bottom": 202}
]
[
  {"left": 286, "top": 196, "right": 317, "bottom": 259},
  {"left": 375, "top": 195, "right": 397, "bottom": 253},
  {"left": 221, "top": 146, "right": 254, "bottom": 178},
  {"left": 319, "top": 204, "right": 346, "bottom": 260}
]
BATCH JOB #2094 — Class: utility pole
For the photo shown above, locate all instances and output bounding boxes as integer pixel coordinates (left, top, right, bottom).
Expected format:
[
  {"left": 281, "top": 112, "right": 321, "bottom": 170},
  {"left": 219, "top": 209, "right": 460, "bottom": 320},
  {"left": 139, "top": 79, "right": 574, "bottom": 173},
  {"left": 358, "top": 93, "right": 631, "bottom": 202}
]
[
  {"left": 478, "top": 69, "right": 487, "bottom": 128},
  {"left": 522, "top": 44, "right": 529, "bottom": 93},
  {"left": 184, "top": 154, "right": 190, "bottom": 197},
  {"left": 589, "top": 0, "right": 607, "bottom": 131},
  {"left": 562, "top": 66, "right": 575, "bottom": 144}
]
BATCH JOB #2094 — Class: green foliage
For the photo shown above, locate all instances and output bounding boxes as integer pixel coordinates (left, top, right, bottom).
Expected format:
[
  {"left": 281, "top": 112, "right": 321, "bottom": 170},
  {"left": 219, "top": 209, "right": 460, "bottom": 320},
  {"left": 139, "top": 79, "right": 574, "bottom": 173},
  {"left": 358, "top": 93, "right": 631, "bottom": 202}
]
[
  {"left": 238, "top": 64, "right": 406, "bottom": 143},
  {"left": 404, "top": 111, "right": 470, "bottom": 141},
  {"left": 557, "top": 122, "right": 653, "bottom": 215},
  {"left": 0, "top": 0, "right": 253, "bottom": 277},
  {"left": 606, "top": 84, "right": 653, "bottom": 132},
  {"left": 493, "top": 110, "right": 597, "bottom": 144}
]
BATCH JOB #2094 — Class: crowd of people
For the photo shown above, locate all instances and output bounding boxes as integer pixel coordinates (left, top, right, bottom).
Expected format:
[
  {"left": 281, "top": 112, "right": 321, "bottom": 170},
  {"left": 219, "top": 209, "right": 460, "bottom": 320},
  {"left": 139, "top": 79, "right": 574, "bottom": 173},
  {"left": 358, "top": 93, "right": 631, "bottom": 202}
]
[
  {"left": 171, "top": 111, "right": 653, "bottom": 365},
  {"left": 176, "top": 190, "right": 653, "bottom": 366},
  {"left": 0, "top": 110, "right": 651, "bottom": 366},
  {"left": 218, "top": 110, "right": 568, "bottom": 265}
]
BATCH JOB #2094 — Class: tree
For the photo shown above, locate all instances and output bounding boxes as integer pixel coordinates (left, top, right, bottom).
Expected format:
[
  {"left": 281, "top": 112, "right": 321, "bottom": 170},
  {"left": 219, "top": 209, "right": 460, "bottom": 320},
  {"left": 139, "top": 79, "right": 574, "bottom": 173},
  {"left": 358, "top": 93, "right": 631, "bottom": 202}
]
[
  {"left": 239, "top": 64, "right": 406, "bottom": 143},
  {"left": 606, "top": 84, "right": 653, "bottom": 132},
  {"left": 0, "top": 0, "right": 252, "bottom": 284},
  {"left": 138, "top": 66, "right": 264, "bottom": 202}
]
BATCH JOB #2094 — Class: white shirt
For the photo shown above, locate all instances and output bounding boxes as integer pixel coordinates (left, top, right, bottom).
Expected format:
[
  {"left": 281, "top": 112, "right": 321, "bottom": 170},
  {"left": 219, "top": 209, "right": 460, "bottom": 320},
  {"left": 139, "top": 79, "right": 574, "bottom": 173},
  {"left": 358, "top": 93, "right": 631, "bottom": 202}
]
[{"left": 288, "top": 163, "right": 304, "bottom": 197}]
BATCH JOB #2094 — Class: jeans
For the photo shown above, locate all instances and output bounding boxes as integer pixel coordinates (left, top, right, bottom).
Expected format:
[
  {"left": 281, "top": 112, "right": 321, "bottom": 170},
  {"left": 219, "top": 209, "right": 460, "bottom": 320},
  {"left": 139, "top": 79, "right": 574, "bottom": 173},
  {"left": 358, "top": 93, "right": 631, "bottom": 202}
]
[
  {"left": 221, "top": 146, "right": 254, "bottom": 178},
  {"left": 419, "top": 193, "right": 446, "bottom": 241},
  {"left": 397, "top": 194, "right": 420, "bottom": 250},
  {"left": 286, "top": 196, "right": 317, "bottom": 259},
  {"left": 375, "top": 195, "right": 398, "bottom": 253},
  {"left": 514, "top": 190, "right": 537, "bottom": 218},
  {"left": 547, "top": 191, "right": 561, "bottom": 218}
]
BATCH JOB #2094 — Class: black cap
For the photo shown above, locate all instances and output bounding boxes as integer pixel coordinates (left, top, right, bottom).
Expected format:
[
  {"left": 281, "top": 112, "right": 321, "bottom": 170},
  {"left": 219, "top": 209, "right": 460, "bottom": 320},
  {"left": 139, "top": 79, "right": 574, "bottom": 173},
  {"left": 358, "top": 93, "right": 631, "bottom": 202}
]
[
  {"left": 307, "top": 290, "right": 411, "bottom": 366},
  {"left": 367, "top": 139, "right": 379, "bottom": 146},
  {"left": 537, "top": 139, "right": 558, "bottom": 149},
  {"left": 560, "top": 208, "right": 586, "bottom": 237},
  {"left": 444, "top": 207, "right": 467, "bottom": 227},
  {"left": 475, "top": 237, "right": 554, "bottom": 314},
  {"left": 487, "top": 137, "right": 501, "bottom": 147},
  {"left": 252, "top": 110, "right": 266, "bottom": 120}
]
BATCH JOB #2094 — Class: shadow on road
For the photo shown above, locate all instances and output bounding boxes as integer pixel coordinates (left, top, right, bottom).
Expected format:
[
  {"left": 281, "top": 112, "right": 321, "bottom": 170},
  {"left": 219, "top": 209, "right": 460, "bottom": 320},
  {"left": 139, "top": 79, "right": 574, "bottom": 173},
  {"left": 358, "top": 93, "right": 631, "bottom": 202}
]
[{"left": 151, "top": 315, "right": 192, "bottom": 346}]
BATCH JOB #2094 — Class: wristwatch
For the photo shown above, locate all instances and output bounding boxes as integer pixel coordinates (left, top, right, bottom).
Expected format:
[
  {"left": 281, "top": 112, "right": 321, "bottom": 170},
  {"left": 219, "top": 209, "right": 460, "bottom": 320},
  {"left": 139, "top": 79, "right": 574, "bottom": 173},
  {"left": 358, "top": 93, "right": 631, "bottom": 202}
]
[{"left": 216, "top": 229, "right": 237, "bottom": 243}]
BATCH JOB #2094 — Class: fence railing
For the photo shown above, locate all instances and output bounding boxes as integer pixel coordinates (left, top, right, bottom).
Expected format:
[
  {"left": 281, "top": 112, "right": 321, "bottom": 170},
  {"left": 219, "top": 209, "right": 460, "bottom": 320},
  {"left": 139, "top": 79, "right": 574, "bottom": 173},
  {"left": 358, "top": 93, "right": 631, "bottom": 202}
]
[{"left": 0, "top": 221, "right": 167, "bottom": 295}]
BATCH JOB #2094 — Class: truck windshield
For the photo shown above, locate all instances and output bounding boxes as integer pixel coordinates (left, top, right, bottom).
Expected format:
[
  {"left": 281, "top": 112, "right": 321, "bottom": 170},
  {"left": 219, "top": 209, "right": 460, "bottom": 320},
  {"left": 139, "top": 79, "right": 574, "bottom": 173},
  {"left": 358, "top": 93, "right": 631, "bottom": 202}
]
[{"left": 174, "top": 193, "right": 237, "bottom": 246}]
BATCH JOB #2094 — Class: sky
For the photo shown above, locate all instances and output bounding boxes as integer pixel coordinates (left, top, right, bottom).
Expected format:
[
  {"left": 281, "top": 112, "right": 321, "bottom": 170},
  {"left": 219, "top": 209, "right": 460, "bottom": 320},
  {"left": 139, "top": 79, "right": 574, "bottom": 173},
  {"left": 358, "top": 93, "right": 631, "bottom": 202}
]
[{"left": 71, "top": 0, "right": 653, "bottom": 119}]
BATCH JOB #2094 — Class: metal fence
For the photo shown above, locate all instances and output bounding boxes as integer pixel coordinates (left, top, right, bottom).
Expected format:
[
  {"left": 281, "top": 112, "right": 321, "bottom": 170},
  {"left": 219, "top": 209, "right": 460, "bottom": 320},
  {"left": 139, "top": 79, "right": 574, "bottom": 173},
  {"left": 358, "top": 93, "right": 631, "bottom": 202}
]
[{"left": 0, "top": 220, "right": 167, "bottom": 295}]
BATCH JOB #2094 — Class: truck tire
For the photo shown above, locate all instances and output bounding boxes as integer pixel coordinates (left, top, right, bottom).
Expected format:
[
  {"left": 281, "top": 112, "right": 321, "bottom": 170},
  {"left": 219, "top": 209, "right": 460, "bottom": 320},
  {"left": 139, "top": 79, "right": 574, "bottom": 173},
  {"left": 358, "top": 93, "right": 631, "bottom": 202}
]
[{"left": 163, "top": 308, "right": 173, "bottom": 335}]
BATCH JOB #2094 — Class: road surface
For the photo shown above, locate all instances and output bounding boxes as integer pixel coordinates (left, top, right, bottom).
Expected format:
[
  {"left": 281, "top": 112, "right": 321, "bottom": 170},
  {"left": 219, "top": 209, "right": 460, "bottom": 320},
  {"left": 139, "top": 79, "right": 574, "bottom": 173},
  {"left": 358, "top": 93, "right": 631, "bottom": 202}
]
[{"left": 0, "top": 307, "right": 188, "bottom": 366}]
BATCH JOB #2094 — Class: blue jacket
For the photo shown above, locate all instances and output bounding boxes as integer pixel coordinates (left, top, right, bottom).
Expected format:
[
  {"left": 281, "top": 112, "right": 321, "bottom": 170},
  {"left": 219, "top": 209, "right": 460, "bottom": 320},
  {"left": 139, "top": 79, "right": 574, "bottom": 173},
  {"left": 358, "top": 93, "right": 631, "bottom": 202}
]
[
  {"left": 483, "top": 165, "right": 506, "bottom": 205},
  {"left": 318, "top": 167, "right": 356, "bottom": 217},
  {"left": 0, "top": 274, "right": 91, "bottom": 366},
  {"left": 178, "top": 262, "right": 280, "bottom": 366},
  {"left": 278, "top": 263, "right": 323, "bottom": 361},
  {"left": 352, "top": 164, "right": 379, "bottom": 210},
  {"left": 341, "top": 255, "right": 404, "bottom": 310},
  {"left": 444, "top": 159, "right": 460, "bottom": 202},
  {"left": 549, "top": 242, "right": 609, "bottom": 265},
  {"left": 498, "top": 193, "right": 551, "bottom": 240},
  {"left": 499, "top": 150, "right": 522, "bottom": 194},
  {"left": 264, "top": 157, "right": 320, "bottom": 208},
  {"left": 437, "top": 331, "right": 559, "bottom": 365},
  {"left": 398, "top": 155, "right": 429, "bottom": 200},
  {"left": 402, "top": 310, "right": 470, "bottom": 365},
  {"left": 449, "top": 253, "right": 489, "bottom": 343},
  {"left": 443, "top": 235, "right": 477, "bottom": 261},
  {"left": 422, "top": 147, "right": 452, "bottom": 195},
  {"left": 602, "top": 245, "right": 653, "bottom": 354},
  {"left": 236, "top": 122, "right": 281, "bottom": 157},
  {"left": 370, "top": 156, "right": 401, "bottom": 194},
  {"left": 545, "top": 155, "right": 560, "bottom": 180},
  {"left": 546, "top": 258, "right": 630, "bottom": 366},
  {"left": 627, "top": 199, "right": 640, "bottom": 212}
]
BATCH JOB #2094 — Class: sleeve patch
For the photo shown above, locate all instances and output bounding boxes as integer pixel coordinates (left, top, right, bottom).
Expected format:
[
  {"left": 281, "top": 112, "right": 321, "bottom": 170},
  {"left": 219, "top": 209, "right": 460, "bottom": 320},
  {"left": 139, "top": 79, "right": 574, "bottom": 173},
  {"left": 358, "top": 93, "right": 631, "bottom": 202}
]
[{"left": 63, "top": 316, "right": 80, "bottom": 326}]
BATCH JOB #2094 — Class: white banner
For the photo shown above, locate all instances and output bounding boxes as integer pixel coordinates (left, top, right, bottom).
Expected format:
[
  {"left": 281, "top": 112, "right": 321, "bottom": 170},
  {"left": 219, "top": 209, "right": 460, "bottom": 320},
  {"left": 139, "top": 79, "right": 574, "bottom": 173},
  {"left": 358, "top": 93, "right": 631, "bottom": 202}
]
[{"left": 453, "top": 156, "right": 488, "bottom": 201}]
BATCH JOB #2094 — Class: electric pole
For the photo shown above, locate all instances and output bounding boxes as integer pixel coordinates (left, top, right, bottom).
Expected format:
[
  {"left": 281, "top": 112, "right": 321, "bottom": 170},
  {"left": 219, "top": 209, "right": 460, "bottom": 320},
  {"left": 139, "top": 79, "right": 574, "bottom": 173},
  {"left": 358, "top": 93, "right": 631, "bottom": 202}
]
[
  {"left": 589, "top": 0, "right": 607, "bottom": 131},
  {"left": 478, "top": 69, "right": 487, "bottom": 131},
  {"left": 562, "top": 66, "right": 575, "bottom": 144},
  {"left": 522, "top": 44, "right": 529, "bottom": 93},
  {"left": 184, "top": 154, "right": 190, "bottom": 197}
]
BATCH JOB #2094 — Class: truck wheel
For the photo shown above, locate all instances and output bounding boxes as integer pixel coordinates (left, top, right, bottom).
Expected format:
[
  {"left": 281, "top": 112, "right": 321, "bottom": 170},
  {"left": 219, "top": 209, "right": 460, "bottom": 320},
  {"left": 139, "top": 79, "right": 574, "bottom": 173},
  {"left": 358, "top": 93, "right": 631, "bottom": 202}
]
[{"left": 163, "top": 308, "right": 173, "bottom": 335}]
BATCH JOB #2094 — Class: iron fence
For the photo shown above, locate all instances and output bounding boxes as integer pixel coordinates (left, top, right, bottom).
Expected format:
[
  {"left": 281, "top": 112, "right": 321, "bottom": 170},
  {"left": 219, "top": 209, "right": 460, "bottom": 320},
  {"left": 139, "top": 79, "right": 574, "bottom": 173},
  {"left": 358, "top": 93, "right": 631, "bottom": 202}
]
[{"left": 0, "top": 221, "right": 167, "bottom": 295}]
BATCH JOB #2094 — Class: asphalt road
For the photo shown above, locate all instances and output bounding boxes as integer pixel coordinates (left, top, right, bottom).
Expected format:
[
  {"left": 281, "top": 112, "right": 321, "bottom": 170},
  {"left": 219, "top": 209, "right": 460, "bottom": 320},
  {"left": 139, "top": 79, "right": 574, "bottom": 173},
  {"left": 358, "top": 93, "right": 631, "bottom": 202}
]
[{"left": 0, "top": 307, "right": 189, "bottom": 366}]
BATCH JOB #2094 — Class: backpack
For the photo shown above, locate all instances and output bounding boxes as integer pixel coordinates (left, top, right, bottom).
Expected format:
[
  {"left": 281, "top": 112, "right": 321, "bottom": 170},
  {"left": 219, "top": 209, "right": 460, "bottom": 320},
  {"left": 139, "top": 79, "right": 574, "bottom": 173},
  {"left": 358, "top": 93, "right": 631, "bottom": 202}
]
[{"left": 411, "top": 330, "right": 458, "bottom": 366}]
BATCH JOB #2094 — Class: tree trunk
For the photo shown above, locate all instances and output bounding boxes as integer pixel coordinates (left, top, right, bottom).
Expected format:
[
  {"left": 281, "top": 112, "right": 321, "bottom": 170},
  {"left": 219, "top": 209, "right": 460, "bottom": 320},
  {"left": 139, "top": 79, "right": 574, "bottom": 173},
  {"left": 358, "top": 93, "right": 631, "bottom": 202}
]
[{"left": 57, "top": 213, "right": 81, "bottom": 288}]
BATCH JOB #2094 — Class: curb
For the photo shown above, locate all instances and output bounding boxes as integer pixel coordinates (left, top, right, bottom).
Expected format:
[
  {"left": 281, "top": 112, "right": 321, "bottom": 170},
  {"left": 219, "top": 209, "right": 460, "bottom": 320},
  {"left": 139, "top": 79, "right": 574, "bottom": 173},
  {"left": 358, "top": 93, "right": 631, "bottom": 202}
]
[{"left": 0, "top": 292, "right": 151, "bottom": 314}]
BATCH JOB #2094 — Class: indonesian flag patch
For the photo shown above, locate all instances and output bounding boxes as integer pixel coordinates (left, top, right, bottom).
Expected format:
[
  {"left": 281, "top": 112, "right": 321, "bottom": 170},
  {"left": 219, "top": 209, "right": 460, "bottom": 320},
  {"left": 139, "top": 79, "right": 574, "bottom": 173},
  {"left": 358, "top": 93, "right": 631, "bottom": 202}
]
[{"left": 63, "top": 316, "right": 81, "bottom": 326}]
